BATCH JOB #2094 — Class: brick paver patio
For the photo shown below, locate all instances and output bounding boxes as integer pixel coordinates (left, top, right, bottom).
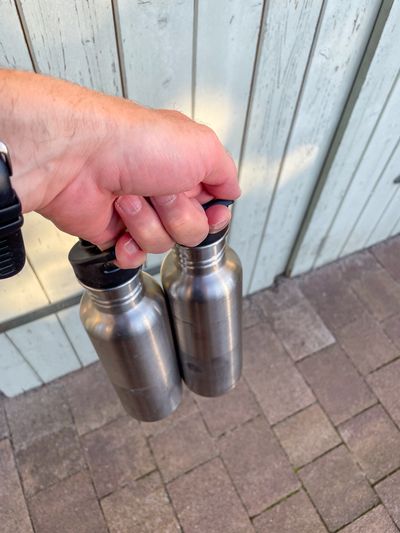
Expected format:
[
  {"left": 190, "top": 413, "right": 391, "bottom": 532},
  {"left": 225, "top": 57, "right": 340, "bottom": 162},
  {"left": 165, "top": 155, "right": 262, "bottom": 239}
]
[{"left": 2, "top": 236, "right": 400, "bottom": 532}]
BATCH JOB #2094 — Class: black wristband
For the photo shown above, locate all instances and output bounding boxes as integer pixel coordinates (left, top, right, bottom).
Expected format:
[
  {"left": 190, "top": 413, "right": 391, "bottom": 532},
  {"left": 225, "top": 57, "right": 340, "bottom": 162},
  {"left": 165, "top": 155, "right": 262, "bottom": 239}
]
[{"left": 0, "top": 143, "right": 26, "bottom": 278}]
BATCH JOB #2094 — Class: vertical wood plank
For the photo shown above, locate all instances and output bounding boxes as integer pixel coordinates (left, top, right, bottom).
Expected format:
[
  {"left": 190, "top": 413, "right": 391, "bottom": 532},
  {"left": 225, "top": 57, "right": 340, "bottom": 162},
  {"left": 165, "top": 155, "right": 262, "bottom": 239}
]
[
  {"left": 18, "top": 0, "right": 121, "bottom": 94},
  {"left": 194, "top": 0, "right": 263, "bottom": 162},
  {"left": 342, "top": 133, "right": 400, "bottom": 254},
  {"left": 291, "top": 0, "right": 400, "bottom": 275},
  {"left": 390, "top": 213, "right": 400, "bottom": 236},
  {"left": 229, "top": 0, "right": 323, "bottom": 292},
  {"left": 315, "top": 72, "right": 400, "bottom": 265},
  {"left": 7, "top": 314, "right": 81, "bottom": 383},
  {"left": 368, "top": 187, "right": 400, "bottom": 244},
  {"left": 116, "top": 0, "right": 193, "bottom": 113},
  {"left": 0, "top": 334, "right": 41, "bottom": 397},
  {"left": 116, "top": 0, "right": 193, "bottom": 271},
  {"left": 0, "top": 0, "right": 32, "bottom": 69},
  {"left": 23, "top": 213, "right": 81, "bottom": 302},
  {"left": 57, "top": 304, "right": 98, "bottom": 366},
  {"left": 250, "top": 0, "right": 381, "bottom": 292}
]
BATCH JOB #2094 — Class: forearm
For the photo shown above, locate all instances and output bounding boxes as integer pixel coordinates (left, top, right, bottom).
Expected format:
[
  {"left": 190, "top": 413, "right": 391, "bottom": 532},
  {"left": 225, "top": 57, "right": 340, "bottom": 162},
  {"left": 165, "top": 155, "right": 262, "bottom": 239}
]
[{"left": 0, "top": 69, "right": 110, "bottom": 212}]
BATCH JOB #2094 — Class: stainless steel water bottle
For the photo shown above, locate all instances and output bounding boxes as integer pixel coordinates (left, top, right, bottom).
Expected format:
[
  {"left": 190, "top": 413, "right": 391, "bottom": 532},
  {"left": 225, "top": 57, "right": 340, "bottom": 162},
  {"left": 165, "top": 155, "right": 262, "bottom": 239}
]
[
  {"left": 69, "top": 240, "right": 182, "bottom": 421},
  {"left": 161, "top": 200, "right": 242, "bottom": 397}
]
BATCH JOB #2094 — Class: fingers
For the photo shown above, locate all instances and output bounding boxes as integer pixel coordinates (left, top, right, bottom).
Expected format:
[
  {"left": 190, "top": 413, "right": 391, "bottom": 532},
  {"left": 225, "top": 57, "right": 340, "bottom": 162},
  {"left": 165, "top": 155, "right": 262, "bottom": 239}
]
[
  {"left": 205, "top": 204, "right": 232, "bottom": 233},
  {"left": 197, "top": 129, "right": 241, "bottom": 200},
  {"left": 115, "top": 195, "right": 174, "bottom": 253},
  {"left": 150, "top": 193, "right": 209, "bottom": 247},
  {"left": 114, "top": 192, "right": 210, "bottom": 270},
  {"left": 115, "top": 232, "right": 147, "bottom": 269},
  {"left": 113, "top": 108, "right": 241, "bottom": 201}
]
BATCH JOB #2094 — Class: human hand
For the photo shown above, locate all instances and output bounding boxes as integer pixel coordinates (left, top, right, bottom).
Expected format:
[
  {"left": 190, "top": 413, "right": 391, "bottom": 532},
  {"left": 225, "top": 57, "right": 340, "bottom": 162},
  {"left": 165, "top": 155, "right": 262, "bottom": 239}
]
[{"left": 0, "top": 70, "right": 240, "bottom": 268}]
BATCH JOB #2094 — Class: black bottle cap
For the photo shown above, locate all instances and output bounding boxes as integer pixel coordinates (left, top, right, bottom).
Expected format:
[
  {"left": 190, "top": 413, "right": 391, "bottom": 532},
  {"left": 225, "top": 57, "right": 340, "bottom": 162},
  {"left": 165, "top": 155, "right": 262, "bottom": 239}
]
[
  {"left": 68, "top": 240, "right": 139, "bottom": 290},
  {"left": 196, "top": 199, "right": 233, "bottom": 247}
]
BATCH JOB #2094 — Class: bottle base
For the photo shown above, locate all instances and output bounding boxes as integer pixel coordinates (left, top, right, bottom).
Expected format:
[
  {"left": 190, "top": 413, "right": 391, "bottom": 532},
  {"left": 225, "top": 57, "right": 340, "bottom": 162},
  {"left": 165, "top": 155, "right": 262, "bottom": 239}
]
[
  {"left": 185, "top": 374, "right": 242, "bottom": 398},
  {"left": 114, "top": 381, "right": 183, "bottom": 422}
]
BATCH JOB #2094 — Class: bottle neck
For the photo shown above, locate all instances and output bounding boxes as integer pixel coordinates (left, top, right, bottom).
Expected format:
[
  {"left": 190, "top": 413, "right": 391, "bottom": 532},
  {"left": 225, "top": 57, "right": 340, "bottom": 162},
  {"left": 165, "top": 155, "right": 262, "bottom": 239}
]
[
  {"left": 81, "top": 272, "right": 143, "bottom": 311},
  {"left": 174, "top": 230, "right": 228, "bottom": 272}
]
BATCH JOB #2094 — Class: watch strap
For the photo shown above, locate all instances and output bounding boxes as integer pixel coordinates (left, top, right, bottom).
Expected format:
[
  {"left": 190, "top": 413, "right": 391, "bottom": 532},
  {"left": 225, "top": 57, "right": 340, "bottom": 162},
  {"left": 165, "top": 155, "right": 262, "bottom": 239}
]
[{"left": 0, "top": 144, "right": 26, "bottom": 279}]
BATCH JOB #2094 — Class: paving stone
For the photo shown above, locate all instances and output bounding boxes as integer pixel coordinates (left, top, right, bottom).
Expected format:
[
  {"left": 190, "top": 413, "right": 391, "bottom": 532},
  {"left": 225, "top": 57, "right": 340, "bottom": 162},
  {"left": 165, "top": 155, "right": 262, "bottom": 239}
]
[
  {"left": 339, "top": 404, "right": 400, "bottom": 483},
  {"left": 274, "top": 403, "right": 341, "bottom": 468},
  {"left": 272, "top": 300, "right": 335, "bottom": 361},
  {"left": 340, "top": 250, "right": 383, "bottom": 283},
  {"left": 16, "top": 427, "right": 84, "bottom": 497},
  {"left": 299, "top": 445, "right": 378, "bottom": 531},
  {"left": 0, "top": 398, "right": 8, "bottom": 439},
  {"left": 243, "top": 294, "right": 264, "bottom": 329},
  {"left": 243, "top": 324, "right": 315, "bottom": 424},
  {"left": 150, "top": 411, "right": 216, "bottom": 482},
  {"left": 367, "top": 359, "right": 400, "bottom": 427},
  {"left": 219, "top": 417, "right": 300, "bottom": 516},
  {"left": 168, "top": 457, "right": 253, "bottom": 533},
  {"left": 252, "top": 490, "right": 327, "bottom": 533},
  {"left": 298, "top": 344, "right": 376, "bottom": 425},
  {"left": 336, "top": 312, "right": 398, "bottom": 375},
  {"left": 101, "top": 471, "right": 180, "bottom": 533},
  {"left": 195, "top": 379, "right": 260, "bottom": 437},
  {"left": 382, "top": 313, "right": 400, "bottom": 350},
  {"left": 140, "top": 385, "right": 198, "bottom": 437},
  {"left": 64, "top": 362, "right": 125, "bottom": 436},
  {"left": 5, "top": 382, "right": 72, "bottom": 450},
  {"left": 252, "top": 279, "right": 304, "bottom": 318},
  {"left": 351, "top": 270, "right": 400, "bottom": 322},
  {"left": 298, "top": 264, "right": 364, "bottom": 331},
  {"left": 372, "top": 236, "right": 400, "bottom": 282},
  {"left": 375, "top": 470, "right": 400, "bottom": 528},
  {"left": 340, "top": 505, "right": 397, "bottom": 533},
  {"left": 82, "top": 416, "right": 154, "bottom": 498},
  {"left": 0, "top": 439, "right": 33, "bottom": 533},
  {"left": 29, "top": 471, "right": 107, "bottom": 533}
]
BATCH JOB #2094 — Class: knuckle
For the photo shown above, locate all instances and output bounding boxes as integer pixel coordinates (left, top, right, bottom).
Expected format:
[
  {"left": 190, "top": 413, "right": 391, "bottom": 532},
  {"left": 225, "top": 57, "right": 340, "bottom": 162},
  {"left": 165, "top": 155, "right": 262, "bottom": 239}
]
[
  {"left": 172, "top": 216, "right": 208, "bottom": 247},
  {"left": 135, "top": 224, "right": 174, "bottom": 254}
]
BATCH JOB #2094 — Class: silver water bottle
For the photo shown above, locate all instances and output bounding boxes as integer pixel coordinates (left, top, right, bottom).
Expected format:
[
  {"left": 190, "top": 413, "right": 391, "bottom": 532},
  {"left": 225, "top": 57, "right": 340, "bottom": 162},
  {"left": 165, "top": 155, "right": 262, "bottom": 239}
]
[
  {"left": 69, "top": 240, "right": 182, "bottom": 421},
  {"left": 161, "top": 200, "right": 242, "bottom": 397}
]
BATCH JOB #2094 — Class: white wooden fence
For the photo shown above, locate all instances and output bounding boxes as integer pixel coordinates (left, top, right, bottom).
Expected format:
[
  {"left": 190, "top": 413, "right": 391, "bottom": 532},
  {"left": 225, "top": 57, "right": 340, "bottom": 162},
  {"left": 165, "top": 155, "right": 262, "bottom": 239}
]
[{"left": 0, "top": 0, "right": 398, "bottom": 395}]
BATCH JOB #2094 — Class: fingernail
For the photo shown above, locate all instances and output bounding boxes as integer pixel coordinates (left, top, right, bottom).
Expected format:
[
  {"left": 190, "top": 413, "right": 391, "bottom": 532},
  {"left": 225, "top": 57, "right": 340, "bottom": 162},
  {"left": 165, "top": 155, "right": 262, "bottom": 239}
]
[
  {"left": 117, "top": 196, "right": 142, "bottom": 214},
  {"left": 124, "top": 237, "right": 139, "bottom": 255},
  {"left": 152, "top": 194, "right": 177, "bottom": 206},
  {"left": 209, "top": 220, "right": 230, "bottom": 233}
]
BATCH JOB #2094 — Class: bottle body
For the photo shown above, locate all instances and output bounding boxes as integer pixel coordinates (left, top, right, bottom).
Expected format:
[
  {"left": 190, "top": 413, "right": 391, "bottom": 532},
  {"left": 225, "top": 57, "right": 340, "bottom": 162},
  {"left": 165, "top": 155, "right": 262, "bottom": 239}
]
[
  {"left": 80, "top": 271, "right": 182, "bottom": 421},
  {"left": 161, "top": 231, "right": 242, "bottom": 397}
]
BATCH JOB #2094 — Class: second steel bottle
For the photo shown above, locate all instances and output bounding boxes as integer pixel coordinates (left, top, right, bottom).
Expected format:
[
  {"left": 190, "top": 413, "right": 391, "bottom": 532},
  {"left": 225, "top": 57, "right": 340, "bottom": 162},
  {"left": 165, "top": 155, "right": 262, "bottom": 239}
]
[{"left": 161, "top": 208, "right": 242, "bottom": 397}]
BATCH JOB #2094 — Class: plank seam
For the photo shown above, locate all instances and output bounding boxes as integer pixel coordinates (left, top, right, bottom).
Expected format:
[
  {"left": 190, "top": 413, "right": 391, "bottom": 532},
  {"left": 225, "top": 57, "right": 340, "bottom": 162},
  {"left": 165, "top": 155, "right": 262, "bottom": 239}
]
[
  {"left": 26, "top": 256, "right": 51, "bottom": 304},
  {"left": 14, "top": 0, "right": 40, "bottom": 72},
  {"left": 236, "top": 0, "right": 270, "bottom": 177},
  {"left": 248, "top": 0, "right": 328, "bottom": 291},
  {"left": 191, "top": 0, "right": 199, "bottom": 120},
  {"left": 231, "top": 0, "right": 269, "bottom": 247},
  {"left": 4, "top": 331, "right": 43, "bottom": 385},
  {"left": 111, "top": 0, "right": 128, "bottom": 98},
  {"left": 55, "top": 315, "right": 83, "bottom": 369}
]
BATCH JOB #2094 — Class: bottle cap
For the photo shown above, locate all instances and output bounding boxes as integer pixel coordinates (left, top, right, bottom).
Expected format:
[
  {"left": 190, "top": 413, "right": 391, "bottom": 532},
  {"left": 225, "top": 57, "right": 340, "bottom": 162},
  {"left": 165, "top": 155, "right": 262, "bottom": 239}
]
[
  {"left": 68, "top": 240, "right": 139, "bottom": 289},
  {"left": 196, "top": 199, "right": 233, "bottom": 247}
]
